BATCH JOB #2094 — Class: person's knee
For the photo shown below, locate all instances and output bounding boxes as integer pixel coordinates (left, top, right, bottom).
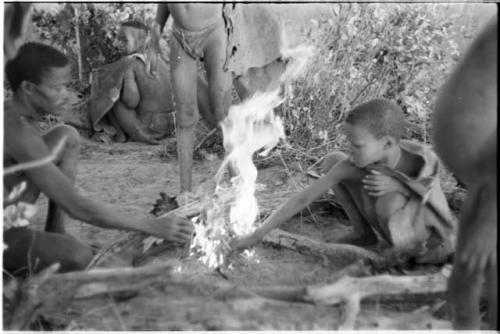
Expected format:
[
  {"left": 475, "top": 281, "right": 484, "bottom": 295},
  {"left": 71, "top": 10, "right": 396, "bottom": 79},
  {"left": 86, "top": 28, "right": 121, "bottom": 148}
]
[
  {"left": 375, "top": 192, "right": 407, "bottom": 222},
  {"left": 46, "top": 125, "right": 81, "bottom": 152},
  {"left": 62, "top": 244, "right": 93, "bottom": 272},
  {"left": 320, "top": 151, "right": 348, "bottom": 174},
  {"left": 175, "top": 102, "right": 199, "bottom": 129}
]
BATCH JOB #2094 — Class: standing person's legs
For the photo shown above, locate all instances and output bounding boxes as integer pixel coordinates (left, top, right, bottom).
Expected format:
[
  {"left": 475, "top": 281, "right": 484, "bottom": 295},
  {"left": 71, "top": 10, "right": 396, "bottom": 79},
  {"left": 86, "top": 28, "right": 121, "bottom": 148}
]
[
  {"left": 203, "top": 25, "right": 233, "bottom": 123},
  {"left": 170, "top": 34, "right": 200, "bottom": 192}
]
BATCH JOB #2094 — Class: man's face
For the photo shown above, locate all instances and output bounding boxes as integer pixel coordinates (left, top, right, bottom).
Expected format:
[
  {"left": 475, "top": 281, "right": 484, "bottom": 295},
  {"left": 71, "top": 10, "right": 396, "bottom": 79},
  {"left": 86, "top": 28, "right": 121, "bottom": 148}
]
[
  {"left": 116, "top": 27, "right": 145, "bottom": 55},
  {"left": 28, "top": 64, "right": 72, "bottom": 116},
  {"left": 343, "top": 123, "right": 387, "bottom": 168}
]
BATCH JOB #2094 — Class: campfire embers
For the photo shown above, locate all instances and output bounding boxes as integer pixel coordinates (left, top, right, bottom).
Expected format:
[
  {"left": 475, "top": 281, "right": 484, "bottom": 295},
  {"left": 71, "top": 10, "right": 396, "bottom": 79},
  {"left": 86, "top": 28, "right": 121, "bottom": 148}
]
[
  {"left": 143, "top": 44, "right": 315, "bottom": 269},
  {"left": 190, "top": 90, "right": 286, "bottom": 268},
  {"left": 189, "top": 45, "right": 315, "bottom": 269}
]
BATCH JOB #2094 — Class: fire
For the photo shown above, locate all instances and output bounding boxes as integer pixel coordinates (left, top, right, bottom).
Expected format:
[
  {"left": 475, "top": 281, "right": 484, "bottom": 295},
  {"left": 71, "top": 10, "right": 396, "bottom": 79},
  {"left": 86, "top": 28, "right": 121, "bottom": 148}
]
[{"left": 190, "top": 44, "right": 314, "bottom": 269}]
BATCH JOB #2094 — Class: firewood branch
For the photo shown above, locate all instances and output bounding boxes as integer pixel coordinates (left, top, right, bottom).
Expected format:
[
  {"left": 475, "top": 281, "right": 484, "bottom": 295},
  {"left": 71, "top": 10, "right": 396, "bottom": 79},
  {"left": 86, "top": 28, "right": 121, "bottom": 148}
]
[
  {"left": 262, "top": 229, "right": 384, "bottom": 266},
  {"left": 249, "top": 266, "right": 451, "bottom": 330},
  {"left": 5, "top": 262, "right": 173, "bottom": 330}
]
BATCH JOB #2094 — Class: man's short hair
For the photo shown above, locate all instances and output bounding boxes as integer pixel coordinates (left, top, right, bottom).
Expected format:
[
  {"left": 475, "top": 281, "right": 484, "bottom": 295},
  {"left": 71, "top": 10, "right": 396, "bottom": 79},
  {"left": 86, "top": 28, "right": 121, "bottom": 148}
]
[
  {"left": 120, "top": 20, "right": 149, "bottom": 32},
  {"left": 345, "top": 98, "right": 406, "bottom": 141},
  {"left": 5, "top": 42, "right": 69, "bottom": 92}
]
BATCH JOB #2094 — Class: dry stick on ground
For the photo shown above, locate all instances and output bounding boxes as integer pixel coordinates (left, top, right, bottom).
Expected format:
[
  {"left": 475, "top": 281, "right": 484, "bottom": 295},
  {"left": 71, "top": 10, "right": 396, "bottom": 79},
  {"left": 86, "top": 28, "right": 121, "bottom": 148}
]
[
  {"left": 262, "top": 229, "right": 383, "bottom": 266},
  {"left": 249, "top": 266, "right": 450, "bottom": 330},
  {"left": 5, "top": 262, "right": 174, "bottom": 330}
]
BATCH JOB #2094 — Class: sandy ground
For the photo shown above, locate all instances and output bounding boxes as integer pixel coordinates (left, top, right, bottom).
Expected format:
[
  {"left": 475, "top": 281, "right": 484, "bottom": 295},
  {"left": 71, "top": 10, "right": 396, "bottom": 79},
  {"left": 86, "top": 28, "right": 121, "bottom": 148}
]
[{"left": 25, "top": 139, "right": 458, "bottom": 330}]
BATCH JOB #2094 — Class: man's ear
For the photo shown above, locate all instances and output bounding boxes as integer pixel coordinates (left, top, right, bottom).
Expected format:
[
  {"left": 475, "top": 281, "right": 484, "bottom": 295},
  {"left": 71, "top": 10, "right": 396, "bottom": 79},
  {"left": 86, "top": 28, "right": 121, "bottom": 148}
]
[{"left": 19, "top": 80, "right": 36, "bottom": 95}]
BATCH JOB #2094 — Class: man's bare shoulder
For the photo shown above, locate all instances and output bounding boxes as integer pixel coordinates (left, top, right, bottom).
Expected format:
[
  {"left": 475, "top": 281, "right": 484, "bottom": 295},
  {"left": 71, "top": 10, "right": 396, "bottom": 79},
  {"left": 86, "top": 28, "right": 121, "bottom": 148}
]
[{"left": 4, "top": 106, "right": 48, "bottom": 161}]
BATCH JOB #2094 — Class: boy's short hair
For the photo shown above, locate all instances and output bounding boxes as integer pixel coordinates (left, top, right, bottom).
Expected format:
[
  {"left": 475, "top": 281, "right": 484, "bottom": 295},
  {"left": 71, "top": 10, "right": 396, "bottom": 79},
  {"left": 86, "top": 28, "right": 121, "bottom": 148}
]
[
  {"left": 120, "top": 20, "right": 149, "bottom": 32},
  {"left": 345, "top": 98, "right": 406, "bottom": 141},
  {"left": 5, "top": 42, "right": 69, "bottom": 92}
]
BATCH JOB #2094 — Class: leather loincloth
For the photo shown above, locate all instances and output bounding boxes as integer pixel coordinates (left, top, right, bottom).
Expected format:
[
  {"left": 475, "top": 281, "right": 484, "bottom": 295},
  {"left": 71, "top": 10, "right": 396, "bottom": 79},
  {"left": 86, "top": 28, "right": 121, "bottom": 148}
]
[
  {"left": 171, "top": 4, "right": 283, "bottom": 76},
  {"left": 171, "top": 20, "right": 224, "bottom": 61}
]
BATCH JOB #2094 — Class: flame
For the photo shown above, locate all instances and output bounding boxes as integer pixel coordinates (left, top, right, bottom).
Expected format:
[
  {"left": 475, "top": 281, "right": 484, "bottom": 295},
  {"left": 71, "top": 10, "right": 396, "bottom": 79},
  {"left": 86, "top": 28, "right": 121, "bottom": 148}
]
[{"left": 190, "top": 44, "right": 314, "bottom": 269}]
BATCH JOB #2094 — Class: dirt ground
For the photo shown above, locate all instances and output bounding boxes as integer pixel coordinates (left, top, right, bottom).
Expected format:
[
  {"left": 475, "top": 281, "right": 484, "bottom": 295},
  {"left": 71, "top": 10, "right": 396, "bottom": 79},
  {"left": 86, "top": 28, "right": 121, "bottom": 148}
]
[{"left": 26, "top": 139, "right": 463, "bottom": 330}]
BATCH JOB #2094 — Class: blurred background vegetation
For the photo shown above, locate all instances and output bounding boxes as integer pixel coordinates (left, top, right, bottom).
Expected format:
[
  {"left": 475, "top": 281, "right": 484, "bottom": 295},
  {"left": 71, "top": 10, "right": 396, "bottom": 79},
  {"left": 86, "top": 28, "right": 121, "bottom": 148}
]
[{"left": 11, "top": 3, "right": 497, "bottom": 168}]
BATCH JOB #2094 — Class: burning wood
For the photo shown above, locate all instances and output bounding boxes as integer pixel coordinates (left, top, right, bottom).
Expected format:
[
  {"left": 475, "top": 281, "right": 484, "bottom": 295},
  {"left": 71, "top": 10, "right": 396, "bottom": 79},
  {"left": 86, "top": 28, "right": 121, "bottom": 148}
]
[{"left": 142, "top": 44, "right": 316, "bottom": 268}]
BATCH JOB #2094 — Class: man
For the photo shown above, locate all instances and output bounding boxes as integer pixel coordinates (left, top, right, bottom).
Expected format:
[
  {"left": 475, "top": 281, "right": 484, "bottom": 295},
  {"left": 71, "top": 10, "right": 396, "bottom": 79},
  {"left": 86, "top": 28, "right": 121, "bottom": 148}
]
[{"left": 4, "top": 42, "right": 193, "bottom": 276}]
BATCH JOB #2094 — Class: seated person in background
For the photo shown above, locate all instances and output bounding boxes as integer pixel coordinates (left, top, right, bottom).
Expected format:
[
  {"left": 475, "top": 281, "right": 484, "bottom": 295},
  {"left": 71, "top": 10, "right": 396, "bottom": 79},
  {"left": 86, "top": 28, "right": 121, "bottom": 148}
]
[
  {"left": 89, "top": 20, "right": 211, "bottom": 144},
  {"left": 231, "top": 99, "right": 456, "bottom": 264},
  {"left": 4, "top": 42, "right": 193, "bottom": 276}
]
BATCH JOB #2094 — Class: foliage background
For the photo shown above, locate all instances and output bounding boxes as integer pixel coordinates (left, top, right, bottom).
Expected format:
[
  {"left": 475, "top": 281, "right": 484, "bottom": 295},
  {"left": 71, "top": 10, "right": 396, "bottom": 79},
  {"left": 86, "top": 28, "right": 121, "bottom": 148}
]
[{"left": 20, "top": 3, "right": 496, "bottom": 165}]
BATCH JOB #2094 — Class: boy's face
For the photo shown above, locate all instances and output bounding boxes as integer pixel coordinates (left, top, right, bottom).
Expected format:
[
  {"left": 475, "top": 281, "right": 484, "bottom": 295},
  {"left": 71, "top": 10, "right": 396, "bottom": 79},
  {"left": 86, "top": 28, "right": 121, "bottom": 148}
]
[
  {"left": 344, "top": 123, "right": 387, "bottom": 168},
  {"left": 28, "top": 64, "right": 72, "bottom": 116},
  {"left": 117, "top": 27, "right": 145, "bottom": 55}
]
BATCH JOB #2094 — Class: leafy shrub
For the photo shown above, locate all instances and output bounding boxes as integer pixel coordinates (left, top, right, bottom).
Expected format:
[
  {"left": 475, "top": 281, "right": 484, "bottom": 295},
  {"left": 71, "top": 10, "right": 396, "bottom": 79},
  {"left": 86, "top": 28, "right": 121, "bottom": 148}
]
[{"left": 281, "top": 3, "right": 482, "bottom": 163}]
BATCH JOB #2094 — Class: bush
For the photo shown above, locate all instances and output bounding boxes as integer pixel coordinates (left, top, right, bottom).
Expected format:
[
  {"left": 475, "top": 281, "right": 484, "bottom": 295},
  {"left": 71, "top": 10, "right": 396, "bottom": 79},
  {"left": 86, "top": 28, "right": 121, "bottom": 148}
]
[{"left": 281, "top": 3, "right": 482, "bottom": 163}]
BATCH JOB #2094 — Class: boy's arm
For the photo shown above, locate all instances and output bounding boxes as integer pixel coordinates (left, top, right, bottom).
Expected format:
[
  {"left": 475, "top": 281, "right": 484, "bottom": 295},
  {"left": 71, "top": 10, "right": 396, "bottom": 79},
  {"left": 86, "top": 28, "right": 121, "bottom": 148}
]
[
  {"left": 5, "top": 124, "right": 192, "bottom": 242},
  {"left": 121, "top": 67, "right": 140, "bottom": 109},
  {"left": 231, "top": 159, "right": 351, "bottom": 250}
]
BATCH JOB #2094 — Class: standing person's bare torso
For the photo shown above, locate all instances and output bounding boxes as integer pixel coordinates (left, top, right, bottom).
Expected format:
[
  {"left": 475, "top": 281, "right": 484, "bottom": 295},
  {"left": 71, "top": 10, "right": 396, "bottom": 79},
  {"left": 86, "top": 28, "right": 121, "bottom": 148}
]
[{"left": 168, "top": 3, "right": 222, "bottom": 31}]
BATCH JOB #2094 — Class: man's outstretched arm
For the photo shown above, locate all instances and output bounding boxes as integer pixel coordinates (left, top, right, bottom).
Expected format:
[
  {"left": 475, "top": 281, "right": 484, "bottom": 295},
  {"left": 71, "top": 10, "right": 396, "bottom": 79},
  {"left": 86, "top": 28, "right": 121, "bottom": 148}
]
[{"left": 5, "top": 123, "right": 192, "bottom": 243}]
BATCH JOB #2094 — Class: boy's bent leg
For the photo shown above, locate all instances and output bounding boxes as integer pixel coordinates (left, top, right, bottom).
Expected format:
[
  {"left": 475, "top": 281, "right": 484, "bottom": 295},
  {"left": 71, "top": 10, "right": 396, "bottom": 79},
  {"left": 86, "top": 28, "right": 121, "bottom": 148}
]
[
  {"left": 43, "top": 125, "right": 81, "bottom": 234},
  {"left": 374, "top": 191, "right": 408, "bottom": 242},
  {"left": 3, "top": 227, "right": 93, "bottom": 277},
  {"left": 322, "top": 152, "right": 378, "bottom": 246}
]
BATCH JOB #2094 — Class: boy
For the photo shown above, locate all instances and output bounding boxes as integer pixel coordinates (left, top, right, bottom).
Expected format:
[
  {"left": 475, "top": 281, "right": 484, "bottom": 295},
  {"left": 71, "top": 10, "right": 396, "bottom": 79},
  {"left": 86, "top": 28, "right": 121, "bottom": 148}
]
[
  {"left": 4, "top": 42, "right": 193, "bottom": 276},
  {"left": 151, "top": 4, "right": 287, "bottom": 192},
  {"left": 89, "top": 20, "right": 212, "bottom": 144},
  {"left": 231, "top": 99, "right": 456, "bottom": 264}
]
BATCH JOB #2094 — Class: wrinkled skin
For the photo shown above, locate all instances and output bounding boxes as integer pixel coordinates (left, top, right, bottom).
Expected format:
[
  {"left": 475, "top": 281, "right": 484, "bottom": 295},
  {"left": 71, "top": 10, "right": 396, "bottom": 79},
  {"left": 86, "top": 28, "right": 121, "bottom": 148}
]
[{"left": 432, "top": 18, "right": 497, "bottom": 330}]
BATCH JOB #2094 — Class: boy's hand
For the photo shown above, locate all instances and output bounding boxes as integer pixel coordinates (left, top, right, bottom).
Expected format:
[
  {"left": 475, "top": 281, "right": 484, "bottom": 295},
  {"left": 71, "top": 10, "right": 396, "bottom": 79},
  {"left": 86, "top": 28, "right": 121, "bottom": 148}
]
[
  {"left": 221, "top": 233, "right": 260, "bottom": 256},
  {"left": 362, "top": 170, "right": 407, "bottom": 197},
  {"left": 145, "top": 215, "right": 194, "bottom": 243}
]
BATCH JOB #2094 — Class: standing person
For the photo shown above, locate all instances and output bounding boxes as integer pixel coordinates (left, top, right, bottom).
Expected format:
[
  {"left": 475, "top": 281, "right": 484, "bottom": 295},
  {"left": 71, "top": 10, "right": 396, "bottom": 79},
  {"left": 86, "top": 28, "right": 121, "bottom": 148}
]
[
  {"left": 432, "top": 18, "right": 497, "bottom": 330},
  {"left": 151, "top": 3, "right": 287, "bottom": 192}
]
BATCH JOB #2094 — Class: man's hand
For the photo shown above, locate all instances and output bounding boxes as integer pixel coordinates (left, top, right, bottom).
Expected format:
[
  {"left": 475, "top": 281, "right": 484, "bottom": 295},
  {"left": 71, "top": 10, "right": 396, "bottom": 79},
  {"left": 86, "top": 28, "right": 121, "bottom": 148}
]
[
  {"left": 145, "top": 215, "right": 194, "bottom": 243},
  {"left": 362, "top": 170, "right": 408, "bottom": 197}
]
